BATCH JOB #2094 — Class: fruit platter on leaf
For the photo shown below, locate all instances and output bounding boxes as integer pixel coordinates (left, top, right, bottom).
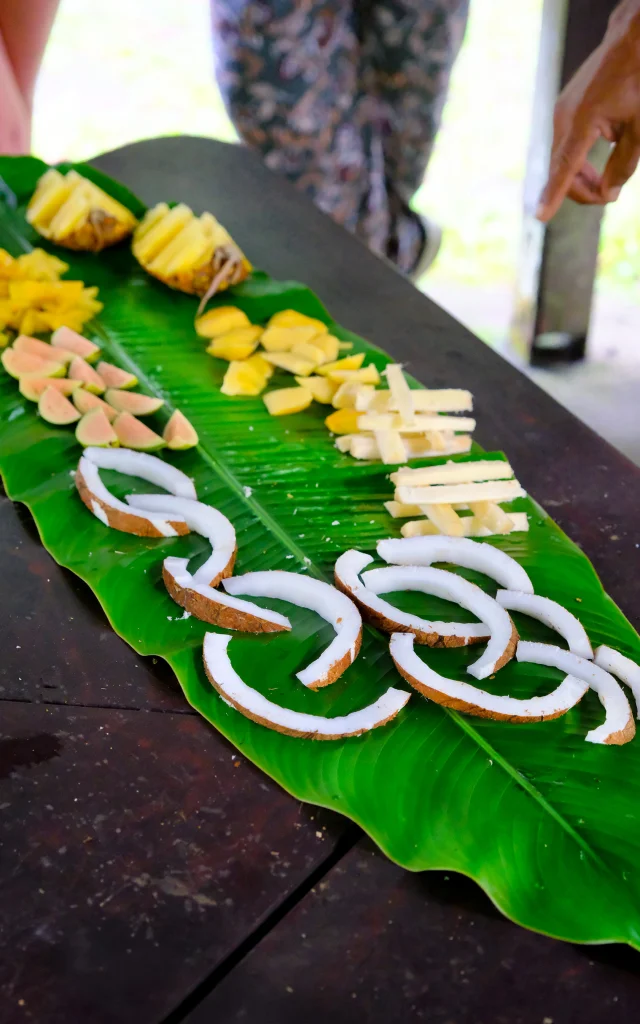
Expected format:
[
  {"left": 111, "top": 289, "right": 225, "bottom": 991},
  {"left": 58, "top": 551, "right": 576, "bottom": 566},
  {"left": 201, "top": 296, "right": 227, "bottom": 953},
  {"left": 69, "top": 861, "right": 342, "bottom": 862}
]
[{"left": 1, "top": 155, "right": 640, "bottom": 952}]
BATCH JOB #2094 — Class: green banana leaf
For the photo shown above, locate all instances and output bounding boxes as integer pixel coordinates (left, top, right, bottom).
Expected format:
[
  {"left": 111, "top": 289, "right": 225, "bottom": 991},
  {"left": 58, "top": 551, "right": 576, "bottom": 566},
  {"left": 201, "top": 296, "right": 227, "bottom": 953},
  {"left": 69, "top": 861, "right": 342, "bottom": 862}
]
[{"left": 2, "top": 155, "right": 640, "bottom": 949}]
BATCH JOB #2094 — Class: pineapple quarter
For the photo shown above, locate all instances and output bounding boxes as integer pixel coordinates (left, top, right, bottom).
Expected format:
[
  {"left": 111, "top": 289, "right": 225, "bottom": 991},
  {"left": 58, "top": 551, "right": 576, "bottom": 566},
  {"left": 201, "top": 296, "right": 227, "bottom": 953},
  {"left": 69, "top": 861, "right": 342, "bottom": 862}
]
[
  {"left": 27, "top": 168, "right": 137, "bottom": 252},
  {"left": 195, "top": 306, "right": 250, "bottom": 338},
  {"left": 133, "top": 202, "right": 251, "bottom": 297},
  {"left": 264, "top": 386, "right": 313, "bottom": 416}
]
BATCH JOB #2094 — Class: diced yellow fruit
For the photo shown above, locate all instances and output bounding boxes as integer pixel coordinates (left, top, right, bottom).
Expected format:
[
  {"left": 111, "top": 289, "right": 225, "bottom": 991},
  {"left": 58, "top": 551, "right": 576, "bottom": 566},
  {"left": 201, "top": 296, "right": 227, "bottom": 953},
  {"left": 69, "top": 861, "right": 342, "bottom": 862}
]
[
  {"left": 295, "top": 375, "right": 338, "bottom": 403},
  {"left": 268, "top": 309, "right": 328, "bottom": 334},
  {"left": 206, "top": 325, "right": 261, "bottom": 361},
  {"left": 291, "top": 341, "right": 325, "bottom": 366},
  {"left": 195, "top": 306, "right": 250, "bottom": 338},
  {"left": 221, "top": 360, "right": 267, "bottom": 397},
  {"left": 260, "top": 324, "right": 321, "bottom": 352},
  {"left": 312, "top": 334, "right": 340, "bottom": 363},
  {"left": 338, "top": 341, "right": 354, "bottom": 350},
  {"left": 332, "top": 381, "right": 368, "bottom": 409},
  {"left": 317, "top": 352, "right": 365, "bottom": 376},
  {"left": 327, "top": 364, "right": 381, "bottom": 385},
  {"left": 261, "top": 351, "right": 317, "bottom": 376},
  {"left": 325, "top": 408, "right": 361, "bottom": 434},
  {"left": 245, "top": 352, "right": 274, "bottom": 380},
  {"left": 264, "top": 386, "right": 313, "bottom": 416}
]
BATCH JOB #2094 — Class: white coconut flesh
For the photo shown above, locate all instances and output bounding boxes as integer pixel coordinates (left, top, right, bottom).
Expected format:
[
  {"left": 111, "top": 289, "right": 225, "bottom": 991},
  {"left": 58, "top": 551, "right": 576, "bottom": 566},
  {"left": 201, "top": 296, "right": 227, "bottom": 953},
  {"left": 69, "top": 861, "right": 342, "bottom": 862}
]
[
  {"left": 516, "top": 641, "right": 635, "bottom": 745},
  {"left": 594, "top": 645, "right": 640, "bottom": 717},
  {"left": 84, "top": 446, "right": 196, "bottom": 499},
  {"left": 77, "top": 456, "right": 187, "bottom": 537},
  {"left": 165, "top": 558, "right": 291, "bottom": 631},
  {"left": 333, "top": 550, "right": 490, "bottom": 648},
  {"left": 127, "top": 493, "right": 236, "bottom": 586},
  {"left": 496, "top": 590, "right": 593, "bottom": 660},
  {"left": 222, "top": 571, "right": 363, "bottom": 689},
  {"left": 203, "top": 633, "right": 410, "bottom": 738},
  {"left": 390, "top": 632, "right": 588, "bottom": 721},
  {"left": 377, "top": 535, "right": 534, "bottom": 594},
  {"left": 361, "top": 565, "right": 517, "bottom": 680}
]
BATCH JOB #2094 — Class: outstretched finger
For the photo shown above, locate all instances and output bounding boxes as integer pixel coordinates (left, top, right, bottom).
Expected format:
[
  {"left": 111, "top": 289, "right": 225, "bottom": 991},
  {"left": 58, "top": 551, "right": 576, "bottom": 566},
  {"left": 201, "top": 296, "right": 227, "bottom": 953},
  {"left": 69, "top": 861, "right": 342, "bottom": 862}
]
[
  {"left": 598, "top": 125, "right": 640, "bottom": 201},
  {"left": 536, "top": 122, "right": 600, "bottom": 221}
]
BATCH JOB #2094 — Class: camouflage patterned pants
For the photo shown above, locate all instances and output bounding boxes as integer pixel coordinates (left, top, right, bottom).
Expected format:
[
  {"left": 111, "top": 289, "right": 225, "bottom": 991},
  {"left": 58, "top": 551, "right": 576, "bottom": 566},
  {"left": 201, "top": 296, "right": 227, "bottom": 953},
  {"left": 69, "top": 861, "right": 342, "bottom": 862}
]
[{"left": 211, "top": 1, "right": 469, "bottom": 273}]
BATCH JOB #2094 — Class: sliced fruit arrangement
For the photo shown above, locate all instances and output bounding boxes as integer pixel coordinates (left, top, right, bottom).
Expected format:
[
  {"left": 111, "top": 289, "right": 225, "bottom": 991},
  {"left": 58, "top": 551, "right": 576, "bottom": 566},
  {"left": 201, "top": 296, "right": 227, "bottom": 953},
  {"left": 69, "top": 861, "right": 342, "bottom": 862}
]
[
  {"left": 384, "top": 458, "right": 528, "bottom": 537},
  {"left": 26, "top": 169, "right": 137, "bottom": 251},
  {"left": 0, "top": 248, "right": 102, "bottom": 338},
  {"left": 133, "top": 203, "right": 251, "bottom": 299},
  {"left": 199, "top": 307, "right": 475, "bottom": 462},
  {"left": 2, "top": 328, "right": 197, "bottom": 452}
]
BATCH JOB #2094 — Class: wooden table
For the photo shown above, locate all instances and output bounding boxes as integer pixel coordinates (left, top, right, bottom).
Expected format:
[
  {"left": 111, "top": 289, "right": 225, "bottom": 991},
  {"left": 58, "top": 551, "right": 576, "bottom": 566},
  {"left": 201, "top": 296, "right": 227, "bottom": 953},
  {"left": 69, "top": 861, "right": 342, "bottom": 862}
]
[{"left": 1, "top": 136, "right": 640, "bottom": 1024}]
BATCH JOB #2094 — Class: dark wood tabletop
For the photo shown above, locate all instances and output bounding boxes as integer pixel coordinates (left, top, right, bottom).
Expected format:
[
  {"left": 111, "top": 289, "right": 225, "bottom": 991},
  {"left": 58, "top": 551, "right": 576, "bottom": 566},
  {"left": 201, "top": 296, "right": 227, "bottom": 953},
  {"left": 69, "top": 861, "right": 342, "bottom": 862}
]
[{"left": 1, "top": 136, "right": 640, "bottom": 1024}]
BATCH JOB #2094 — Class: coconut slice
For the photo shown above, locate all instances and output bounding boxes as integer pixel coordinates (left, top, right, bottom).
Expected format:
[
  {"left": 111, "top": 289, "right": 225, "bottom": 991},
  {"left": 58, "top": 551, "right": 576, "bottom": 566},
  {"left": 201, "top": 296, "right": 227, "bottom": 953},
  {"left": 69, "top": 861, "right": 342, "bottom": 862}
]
[
  {"left": 361, "top": 565, "right": 517, "bottom": 679},
  {"left": 377, "top": 535, "right": 534, "bottom": 594},
  {"left": 76, "top": 456, "right": 189, "bottom": 537},
  {"left": 222, "top": 571, "right": 363, "bottom": 689},
  {"left": 126, "top": 493, "right": 236, "bottom": 587},
  {"left": 334, "top": 550, "right": 490, "bottom": 649},
  {"left": 390, "top": 632, "right": 588, "bottom": 721},
  {"left": 594, "top": 646, "right": 640, "bottom": 716},
  {"left": 83, "top": 446, "right": 196, "bottom": 499},
  {"left": 164, "top": 559, "right": 290, "bottom": 632},
  {"left": 516, "top": 641, "right": 635, "bottom": 745},
  {"left": 203, "top": 633, "right": 409, "bottom": 738},
  {"left": 496, "top": 591, "right": 593, "bottom": 660}
]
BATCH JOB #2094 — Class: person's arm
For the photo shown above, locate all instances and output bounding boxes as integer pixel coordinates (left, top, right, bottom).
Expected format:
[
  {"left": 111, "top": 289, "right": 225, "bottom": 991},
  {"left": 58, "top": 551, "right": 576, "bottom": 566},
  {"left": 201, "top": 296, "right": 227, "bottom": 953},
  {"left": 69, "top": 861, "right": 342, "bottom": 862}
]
[
  {"left": 0, "top": 0, "right": 59, "bottom": 154},
  {"left": 537, "top": 0, "right": 640, "bottom": 221}
]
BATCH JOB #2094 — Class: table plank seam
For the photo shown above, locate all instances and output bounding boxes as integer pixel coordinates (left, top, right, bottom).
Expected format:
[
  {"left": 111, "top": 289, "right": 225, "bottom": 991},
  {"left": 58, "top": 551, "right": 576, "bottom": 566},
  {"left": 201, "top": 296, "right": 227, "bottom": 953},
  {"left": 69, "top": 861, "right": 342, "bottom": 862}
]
[
  {"left": 0, "top": 695, "right": 197, "bottom": 715},
  {"left": 160, "top": 823, "right": 363, "bottom": 1024}
]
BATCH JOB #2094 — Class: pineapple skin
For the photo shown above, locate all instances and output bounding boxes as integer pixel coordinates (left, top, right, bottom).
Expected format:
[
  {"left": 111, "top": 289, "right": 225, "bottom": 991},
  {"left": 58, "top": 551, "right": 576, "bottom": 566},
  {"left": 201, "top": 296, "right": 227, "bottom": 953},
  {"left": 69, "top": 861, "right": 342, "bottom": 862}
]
[{"left": 27, "top": 169, "right": 137, "bottom": 253}]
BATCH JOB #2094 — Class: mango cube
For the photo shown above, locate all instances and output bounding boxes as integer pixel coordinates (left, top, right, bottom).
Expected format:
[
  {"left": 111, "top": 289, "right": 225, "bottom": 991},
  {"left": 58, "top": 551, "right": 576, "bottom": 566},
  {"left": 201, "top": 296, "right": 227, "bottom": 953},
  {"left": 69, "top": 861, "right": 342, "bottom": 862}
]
[
  {"left": 312, "top": 333, "right": 340, "bottom": 363},
  {"left": 317, "top": 352, "right": 365, "bottom": 376},
  {"left": 327, "top": 364, "right": 381, "bottom": 385},
  {"left": 325, "top": 408, "right": 361, "bottom": 434},
  {"left": 264, "top": 386, "right": 313, "bottom": 416},
  {"left": 295, "top": 375, "right": 339, "bottom": 404},
  {"left": 262, "top": 350, "right": 317, "bottom": 376},
  {"left": 268, "top": 309, "right": 328, "bottom": 334},
  {"left": 261, "top": 324, "right": 323, "bottom": 351},
  {"left": 221, "top": 359, "right": 267, "bottom": 396},
  {"left": 245, "top": 352, "right": 274, "bottom": 380},
  {"left": 196, "top": 305, "right": 250, "bottom": 338},
  {"left": 206, "top": 325, "right": 261, "bottom": 361}
]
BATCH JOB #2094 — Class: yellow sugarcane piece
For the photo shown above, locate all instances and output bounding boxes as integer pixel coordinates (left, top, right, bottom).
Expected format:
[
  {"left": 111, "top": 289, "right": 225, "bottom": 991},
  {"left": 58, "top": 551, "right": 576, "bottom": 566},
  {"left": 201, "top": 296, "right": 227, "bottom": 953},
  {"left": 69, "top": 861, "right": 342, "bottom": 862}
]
[
  {"left": 195, "top": 305, "right": 251, "bottom": 338},
  {"left": 295, "top": 375, "right": 338, "bottom": 404},
  {"left": 325, "top": 408, "right": 361, "bottom": 434},
  {"left": 264, "top": 386, "right": 314, "bottom": 416},
  {"left": 206, "top": 325, "right": 261, "bottom": 361},
  {"left": 317, "top": 352, "right": 365, "bottom": 376}
]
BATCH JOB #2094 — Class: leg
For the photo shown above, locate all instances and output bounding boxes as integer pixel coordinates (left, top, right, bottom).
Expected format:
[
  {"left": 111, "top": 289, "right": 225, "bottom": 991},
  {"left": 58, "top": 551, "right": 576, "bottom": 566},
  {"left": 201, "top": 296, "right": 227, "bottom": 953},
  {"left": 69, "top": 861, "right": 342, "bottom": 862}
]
[
  {"left": 359, "top": 0, "right": 470, "bottom": 271},
  {"left": 211, "top": 1, "right": 386, "bottom": 245}
]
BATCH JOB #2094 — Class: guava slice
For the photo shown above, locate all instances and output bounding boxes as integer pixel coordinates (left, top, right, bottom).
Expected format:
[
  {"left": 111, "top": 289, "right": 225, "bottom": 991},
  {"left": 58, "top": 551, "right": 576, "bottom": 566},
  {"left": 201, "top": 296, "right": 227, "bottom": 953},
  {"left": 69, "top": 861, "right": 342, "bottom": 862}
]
[
  {"left": 104, "top": 389, "right": 164, "bottom": 416},
  {"left": 113, "top": 411, "right": 164, "bottom": 451},
  {"left": 75, "top": 407, "right": 119, "bottom": 447},
  {"left": 38, "top": 386, "right": 81, "bottom": 425},
  {"left": 73, "top": 388, "right": 118, "bottom": 422},
  {"left": 19, "top": 376, "right": 81, "bottom": 402},
  {"left": 97, "top": 361, "right": 138, "bottom": 390},
  {"left": 14, "top": 334, "right": 75, "bottom": 365},
  {"left": 68, "top": 356, "right": 106, "bottom": 394},
  {"left": 163, "top": 409, "right": 198, "bottom": 449},
  {"left": 51, "top": 326, "right": 100, "bottom": 363},
  {"left": 2, "top": 348, "right": 65, "bottom": 380}
]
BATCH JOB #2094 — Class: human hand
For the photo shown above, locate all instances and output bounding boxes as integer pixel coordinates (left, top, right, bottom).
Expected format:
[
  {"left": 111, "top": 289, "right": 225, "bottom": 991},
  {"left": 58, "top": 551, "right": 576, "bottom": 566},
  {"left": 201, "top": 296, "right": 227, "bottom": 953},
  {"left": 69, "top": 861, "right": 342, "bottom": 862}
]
[
  {"left": 0, "top": 38, "right": 30, "bottom": 155},
  {"left": 537, "top": 0, "right": 640, "bottom": 221}
]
